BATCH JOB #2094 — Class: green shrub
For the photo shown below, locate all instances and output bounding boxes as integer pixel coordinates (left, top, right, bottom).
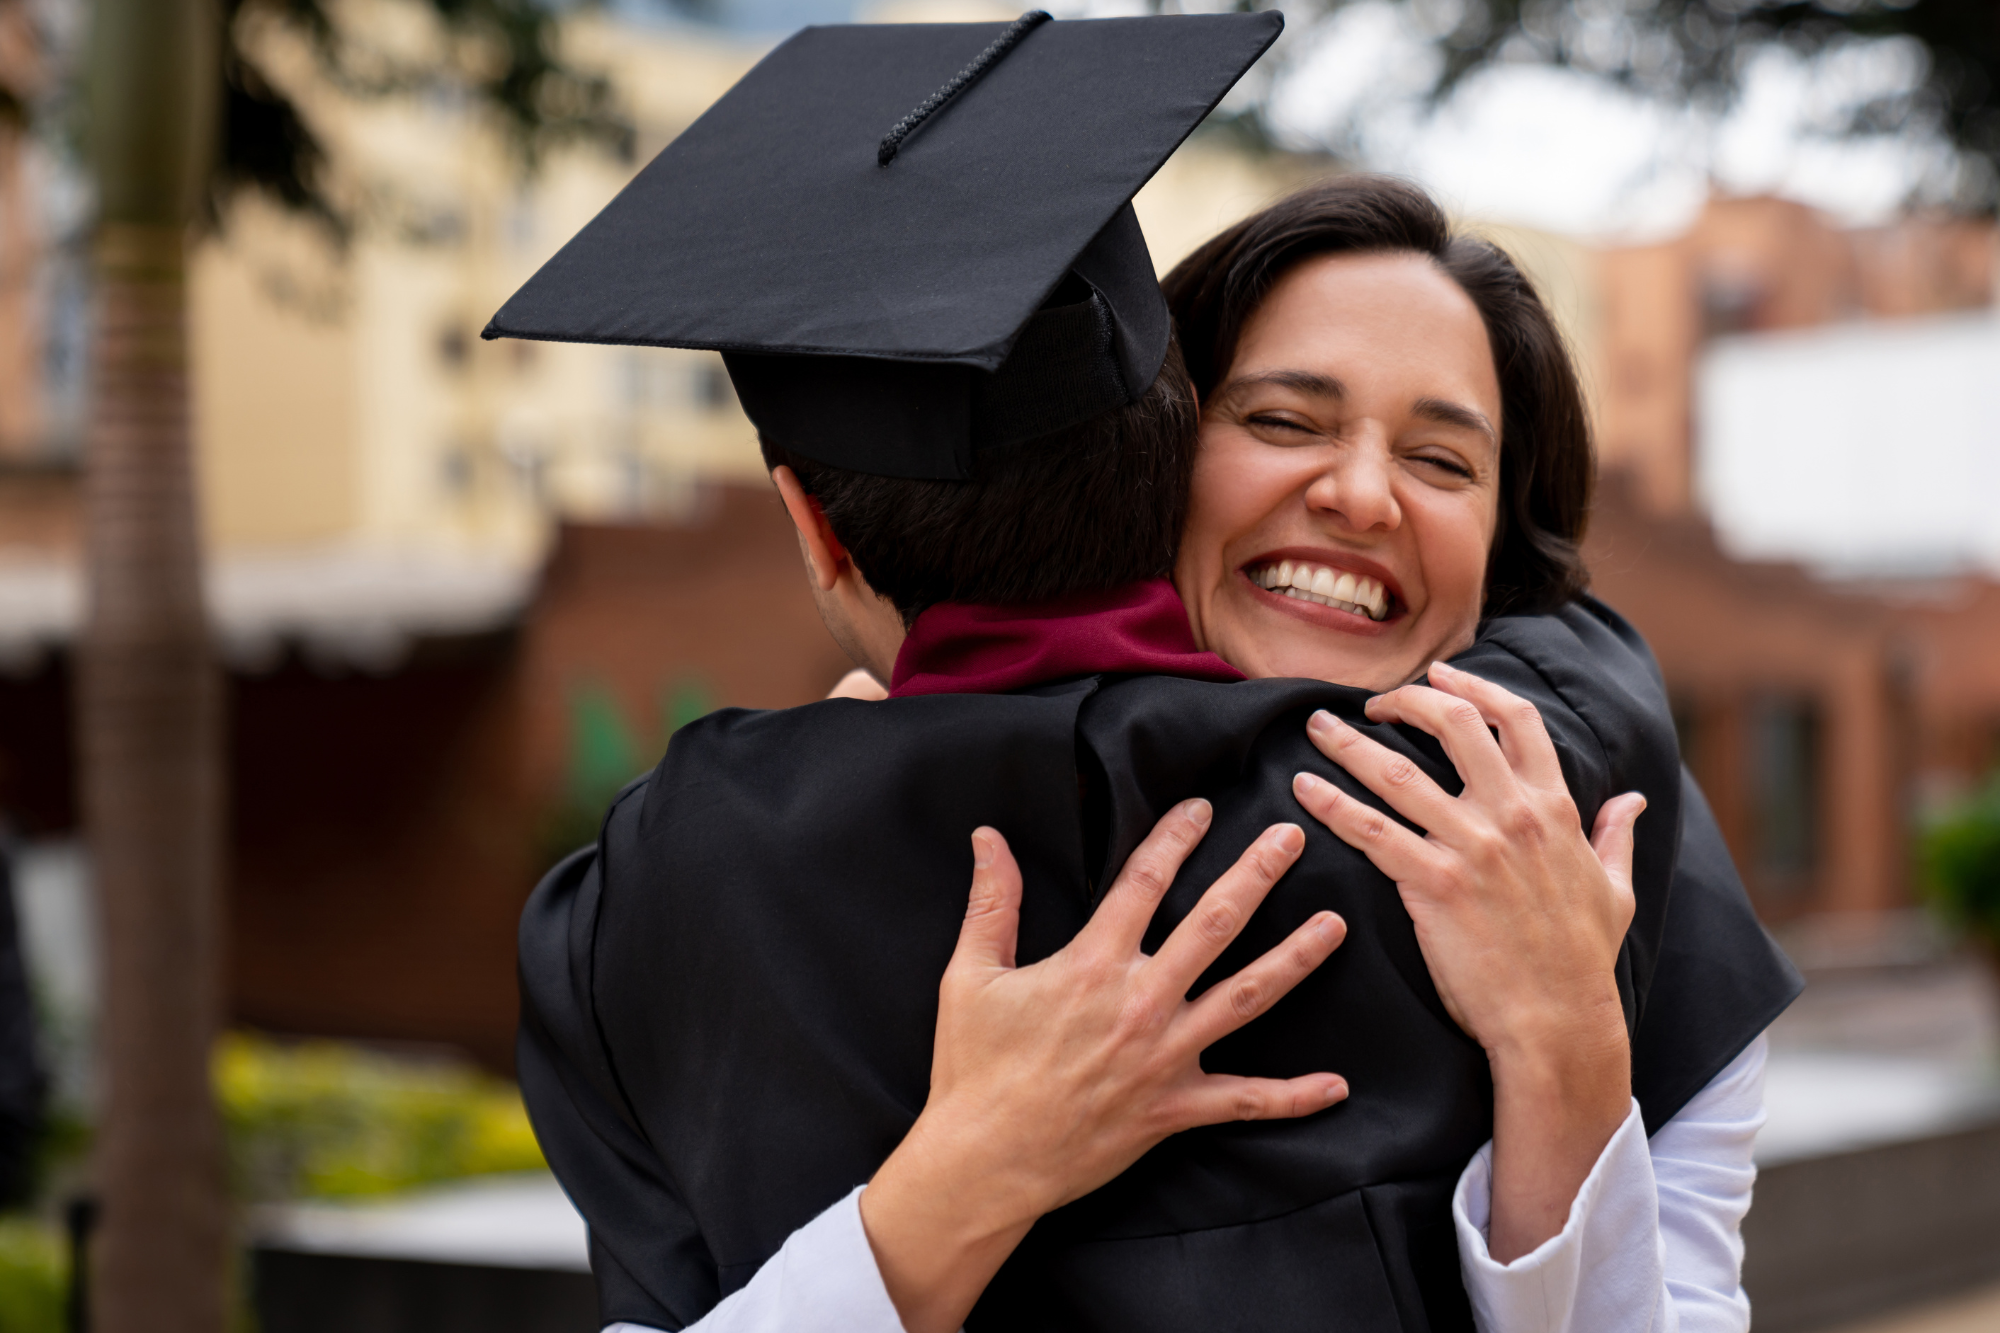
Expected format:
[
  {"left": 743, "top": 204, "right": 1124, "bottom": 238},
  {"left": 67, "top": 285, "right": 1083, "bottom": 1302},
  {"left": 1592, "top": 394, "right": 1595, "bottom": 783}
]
[
  {"left": 539, "top": 676, "right": 714, "bottom": 869},
  {"left": 1920, "top": 776, "right": 2000, "bottom": 941},
  {"left": 0, "top": 1219, "right": 63, "bottom": 1333},
  {"left": 216, "top": 1033, "right": 545, "bottom": 1202}
]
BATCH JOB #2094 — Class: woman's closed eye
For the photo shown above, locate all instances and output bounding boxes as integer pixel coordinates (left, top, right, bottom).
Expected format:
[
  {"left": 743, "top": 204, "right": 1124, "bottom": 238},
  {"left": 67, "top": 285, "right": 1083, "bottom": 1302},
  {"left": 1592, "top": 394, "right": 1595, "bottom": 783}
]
[
  {"left": 1406, "top": 449, "right": 1476, "bottom": 482},
  {"left": 1243, "top": 411, "right": 1323, "bottom": 440}
]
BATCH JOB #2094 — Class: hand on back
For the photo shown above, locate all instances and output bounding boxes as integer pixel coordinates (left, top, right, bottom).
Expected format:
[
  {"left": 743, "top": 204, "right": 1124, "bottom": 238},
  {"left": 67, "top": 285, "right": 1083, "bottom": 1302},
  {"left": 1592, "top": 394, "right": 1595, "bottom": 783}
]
[
  {"left": 928, "top": 803, "right": 1347, "bottom": 1212},
  {"left": 1289, "top": 659, "right": 1639, "bottom": 1060},
  {"left": 860, "top": 800, "right": 1348, "bottom": 1333}
]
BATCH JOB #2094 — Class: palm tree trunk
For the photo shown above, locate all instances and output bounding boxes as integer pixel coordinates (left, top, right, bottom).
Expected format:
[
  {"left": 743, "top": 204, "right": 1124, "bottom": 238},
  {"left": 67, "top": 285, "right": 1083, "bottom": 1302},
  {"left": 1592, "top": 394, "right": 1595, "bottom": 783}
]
[
  {"left": 81, "top": 3, "right": 226, "bottom": 1330},
  {"left": 81, "top": 224, "right": 226, "bottom": 1333}
]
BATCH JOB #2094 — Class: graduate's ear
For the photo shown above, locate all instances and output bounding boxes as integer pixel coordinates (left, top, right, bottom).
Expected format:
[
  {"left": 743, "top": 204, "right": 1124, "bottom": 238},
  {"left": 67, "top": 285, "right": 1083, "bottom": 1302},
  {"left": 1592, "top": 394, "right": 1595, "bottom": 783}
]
[{"left": 772, "top": 466, "right": 847, "bottom": 593}]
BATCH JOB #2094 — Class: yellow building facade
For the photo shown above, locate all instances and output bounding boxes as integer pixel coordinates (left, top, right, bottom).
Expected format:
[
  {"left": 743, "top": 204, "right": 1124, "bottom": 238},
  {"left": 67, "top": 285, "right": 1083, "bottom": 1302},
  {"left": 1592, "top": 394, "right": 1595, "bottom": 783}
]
[{"left": 190, "top": 7, "right": 771, "bottom": 564}]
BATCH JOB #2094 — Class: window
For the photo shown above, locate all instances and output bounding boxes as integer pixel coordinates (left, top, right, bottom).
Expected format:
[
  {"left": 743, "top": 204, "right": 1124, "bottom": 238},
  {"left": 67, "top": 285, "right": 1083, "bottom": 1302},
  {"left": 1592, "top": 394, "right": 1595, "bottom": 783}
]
[
  {"left": 437, "top": 325, "right": 470, "bottom": 370},
  {"left": 1749, "top": 693, "right": 1820, "bottom": 896},
  {"left": 1670, "top": 694, "right": 1701, "bottom": 777},
  {"left": 693, "top": 359, "right": 732, "bottom": 412},
  {"left": 438, "top": 444, "right": 476, "bottom": 499},
  {"left": 1700, "top": 269, "right": 1762, "bottom": 336}
]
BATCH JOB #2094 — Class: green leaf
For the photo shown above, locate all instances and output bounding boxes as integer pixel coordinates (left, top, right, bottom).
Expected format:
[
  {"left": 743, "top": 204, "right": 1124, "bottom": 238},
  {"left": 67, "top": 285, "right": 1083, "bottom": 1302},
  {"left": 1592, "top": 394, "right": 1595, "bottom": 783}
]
[{"left": 1919, "top": 774, "right": 2000, "bottom": 938}]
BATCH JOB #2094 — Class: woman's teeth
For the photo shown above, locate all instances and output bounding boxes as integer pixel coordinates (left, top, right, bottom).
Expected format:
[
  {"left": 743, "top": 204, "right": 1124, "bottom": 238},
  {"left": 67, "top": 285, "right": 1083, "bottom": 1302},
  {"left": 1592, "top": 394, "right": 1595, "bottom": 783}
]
[{"left": 1250, "top": 561, "right": 1391, "bottom": 621}]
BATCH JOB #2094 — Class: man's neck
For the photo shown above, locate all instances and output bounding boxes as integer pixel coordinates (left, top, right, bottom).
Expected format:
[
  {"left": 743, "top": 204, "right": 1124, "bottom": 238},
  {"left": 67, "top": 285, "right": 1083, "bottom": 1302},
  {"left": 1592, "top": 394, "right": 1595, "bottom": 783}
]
[{"left": 813, "top": 578, "right": 907, "bottom": 683}]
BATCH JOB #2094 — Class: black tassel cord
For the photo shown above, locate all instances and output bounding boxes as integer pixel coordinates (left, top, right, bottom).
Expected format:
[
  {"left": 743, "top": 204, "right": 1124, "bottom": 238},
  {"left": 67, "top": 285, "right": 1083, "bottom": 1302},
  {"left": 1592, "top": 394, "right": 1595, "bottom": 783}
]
[{"left": 878, "top": 10, "right": 1052, "bottom": 167}]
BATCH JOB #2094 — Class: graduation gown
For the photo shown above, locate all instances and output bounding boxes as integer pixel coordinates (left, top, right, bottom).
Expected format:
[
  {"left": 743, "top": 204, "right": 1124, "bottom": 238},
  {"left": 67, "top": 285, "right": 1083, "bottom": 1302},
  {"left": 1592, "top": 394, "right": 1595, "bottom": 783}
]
[{"left": 518, "top": 594, "right": 1800, "bottom": 1332}]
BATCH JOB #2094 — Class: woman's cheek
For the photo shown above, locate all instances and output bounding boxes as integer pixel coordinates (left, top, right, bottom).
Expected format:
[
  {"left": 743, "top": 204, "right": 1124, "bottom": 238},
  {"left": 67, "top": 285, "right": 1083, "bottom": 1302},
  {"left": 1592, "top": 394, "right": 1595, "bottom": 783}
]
[
  {"left": 1406, "top": 491, "right": 1490, "bottom": 645},
  {"left": 1443, "top": 498, "right": 1498, "bottom": 638},
  {"left": 1174, "top": 462, "right": 1234, "bottom": 654},
  {"left": 1185, "top": 434, "right": 1261, "bottom": 586}
]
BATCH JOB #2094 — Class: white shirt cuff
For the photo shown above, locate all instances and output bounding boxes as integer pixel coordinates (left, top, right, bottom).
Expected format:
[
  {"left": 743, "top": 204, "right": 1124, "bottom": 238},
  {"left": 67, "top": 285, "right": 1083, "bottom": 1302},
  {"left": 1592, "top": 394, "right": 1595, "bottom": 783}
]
[
  {"left": 605, "top": 1185, "right": 906, "bottom": 1333},
  {"left": 1453, "top": 1099, "right": 1668, "bottom": 1333}
]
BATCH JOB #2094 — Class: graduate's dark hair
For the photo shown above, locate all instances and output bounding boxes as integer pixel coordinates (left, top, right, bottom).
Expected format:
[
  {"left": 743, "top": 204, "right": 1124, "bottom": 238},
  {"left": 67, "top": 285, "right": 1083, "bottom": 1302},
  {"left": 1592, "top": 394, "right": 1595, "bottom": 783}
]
[
  {"left": 761, "top": 339, "right": 1199, "bottom": 625},
  {"left": 1163, "top": 175, "right": 1594, "bottom": 618}
]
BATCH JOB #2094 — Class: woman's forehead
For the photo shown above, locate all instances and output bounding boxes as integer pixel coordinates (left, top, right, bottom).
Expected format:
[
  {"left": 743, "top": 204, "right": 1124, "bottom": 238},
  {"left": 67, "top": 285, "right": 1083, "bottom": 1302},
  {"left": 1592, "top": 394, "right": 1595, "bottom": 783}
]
[{"left": 1229, "top": 251, "right": 1500, "bottom": 411}]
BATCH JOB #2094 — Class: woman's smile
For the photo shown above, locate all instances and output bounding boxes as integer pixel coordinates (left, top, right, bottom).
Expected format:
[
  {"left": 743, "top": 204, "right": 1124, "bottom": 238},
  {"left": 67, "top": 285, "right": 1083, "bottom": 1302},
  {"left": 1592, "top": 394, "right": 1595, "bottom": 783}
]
[{"left": 1240, "top": 550, "right": 1401, "bottom": 629}]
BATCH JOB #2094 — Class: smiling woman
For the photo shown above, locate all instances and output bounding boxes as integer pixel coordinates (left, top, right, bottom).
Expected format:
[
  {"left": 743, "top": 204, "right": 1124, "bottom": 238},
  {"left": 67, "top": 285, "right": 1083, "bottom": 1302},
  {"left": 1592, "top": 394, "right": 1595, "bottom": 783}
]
[{"left": 1134, "top": 175, "right": 1797, "bottom": 1318}]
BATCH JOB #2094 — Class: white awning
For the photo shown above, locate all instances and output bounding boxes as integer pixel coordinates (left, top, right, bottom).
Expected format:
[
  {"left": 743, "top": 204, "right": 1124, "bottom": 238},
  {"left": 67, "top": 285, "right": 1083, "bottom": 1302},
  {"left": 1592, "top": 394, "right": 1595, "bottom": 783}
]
[
  {"left": 1697, "top": 311, "right": 2000, "bottom": 579},
  {"left": 0, "top": 546, "right": 534, "bottom": 675}
]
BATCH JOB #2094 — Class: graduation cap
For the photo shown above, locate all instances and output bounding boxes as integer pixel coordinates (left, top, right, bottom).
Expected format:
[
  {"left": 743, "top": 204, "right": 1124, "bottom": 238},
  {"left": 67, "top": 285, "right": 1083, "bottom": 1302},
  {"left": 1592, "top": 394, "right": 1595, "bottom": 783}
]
[{"left": 484, "top": 9, "right": 1284, "bottom": 479}]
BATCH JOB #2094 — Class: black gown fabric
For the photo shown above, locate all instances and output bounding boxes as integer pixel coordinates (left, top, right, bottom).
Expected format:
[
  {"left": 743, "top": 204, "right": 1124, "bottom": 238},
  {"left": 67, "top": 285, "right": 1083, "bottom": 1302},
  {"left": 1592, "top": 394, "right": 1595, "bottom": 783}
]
[{"left": 518, "top": 599, "right": 1800, "bottom": 1332}]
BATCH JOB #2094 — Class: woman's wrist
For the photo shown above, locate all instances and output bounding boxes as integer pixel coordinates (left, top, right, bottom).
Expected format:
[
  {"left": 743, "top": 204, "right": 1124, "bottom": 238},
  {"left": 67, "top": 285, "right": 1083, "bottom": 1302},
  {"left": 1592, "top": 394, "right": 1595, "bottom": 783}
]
[
  {"left": 1481, "top": 981, "right": 1629, "bottom": 1085},
  {"left": 1486, "top": 986, "right": 1631, "bottom": 1135},
  {"left": 858, "top": 1110, "right": 1045, "bottom": 1333},
  {"left": 1482, "top": 987, "right": 1632, "bottom": 1263},
  {"left": 871, "top": 1102, "right": 1054, "bottom": 1241}
]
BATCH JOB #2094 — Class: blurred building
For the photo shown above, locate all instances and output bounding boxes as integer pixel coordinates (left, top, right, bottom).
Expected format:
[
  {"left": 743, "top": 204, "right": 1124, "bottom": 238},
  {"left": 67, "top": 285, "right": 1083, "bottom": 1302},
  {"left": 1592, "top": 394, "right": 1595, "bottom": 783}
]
[
  {"left": 191, "top": 11, "right": 775, "bottom": 563},
  {"left": 1594, "top": 195, "right": 1996, "bottom": 517},
  {"left": 220, "top": 497, "right": 852, "bottom": 1068},
  {"left": 0, "top": 3, "right": 38, "bottom": 461},
  {"left": 0, "top": 7, "right": 817, "bottom": 1069},
  {"left": 1586, "top": 478, "right": 1912, "bottom": 918},
  {"left": 1585, "top": 197, "right": 2000, "bottom": 921}
]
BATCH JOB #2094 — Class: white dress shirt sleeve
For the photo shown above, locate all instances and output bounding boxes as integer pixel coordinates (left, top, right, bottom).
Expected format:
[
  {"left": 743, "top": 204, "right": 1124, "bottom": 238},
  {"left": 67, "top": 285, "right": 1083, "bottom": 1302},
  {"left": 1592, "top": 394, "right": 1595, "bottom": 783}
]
[
  {"left": 1452, "top": 1034, "right": 1769, "bottom": 1333},
  {"left": 602, "top": 1185, "right": 908, "bottom": 1333}
]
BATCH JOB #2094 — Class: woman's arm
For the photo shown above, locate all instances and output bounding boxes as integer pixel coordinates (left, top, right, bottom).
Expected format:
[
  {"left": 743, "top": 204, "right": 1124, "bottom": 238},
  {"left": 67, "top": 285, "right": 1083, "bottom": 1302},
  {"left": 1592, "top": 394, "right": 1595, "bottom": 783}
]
[
  {"left": 1289, "top": 658, "right": 1643, "bottom": 1262},
  {"left": 1450, "top": 1033, "right": 1766, "bottom": 1333},
  {"left": 1650, "top": 1034, "right": 1763, "bottom": 1332},
  {"left": 600, "top": 1188, "right": 901, "bottom": 1333},
  {"left": 601, "top": 801, "right": 1350, "bottom": 1333}
]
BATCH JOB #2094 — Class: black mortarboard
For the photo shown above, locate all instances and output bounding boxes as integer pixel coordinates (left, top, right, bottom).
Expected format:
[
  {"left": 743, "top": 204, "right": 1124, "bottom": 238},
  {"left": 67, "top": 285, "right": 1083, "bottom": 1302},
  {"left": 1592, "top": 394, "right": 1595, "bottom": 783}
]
[{"left": 483, "top": 10, "right": 1284, "bottom": 479}]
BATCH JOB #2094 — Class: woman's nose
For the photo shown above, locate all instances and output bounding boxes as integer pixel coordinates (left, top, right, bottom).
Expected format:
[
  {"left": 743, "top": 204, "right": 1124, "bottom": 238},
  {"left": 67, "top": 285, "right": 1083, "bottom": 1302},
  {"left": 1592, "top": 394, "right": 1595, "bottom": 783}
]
[{"left": 1304, "top": 438, "right": 1400, "bottom": 533}]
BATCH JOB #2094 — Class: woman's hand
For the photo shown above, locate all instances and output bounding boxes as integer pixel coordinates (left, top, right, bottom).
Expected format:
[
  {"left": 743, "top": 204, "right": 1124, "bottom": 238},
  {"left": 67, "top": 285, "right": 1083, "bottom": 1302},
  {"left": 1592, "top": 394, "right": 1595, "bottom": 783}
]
[
  {"left": 1288, "top": 659, "right": 1644, "bottom": 1263},
  {"left": 828, "top": 667, "right": 890, "bottom": 700},
  {"left": 1291, "top": 660, "right": 1639, "bottom": 1056},
  {"left": 860, "top": 800, "right": 1349, "bottom": 1333}
]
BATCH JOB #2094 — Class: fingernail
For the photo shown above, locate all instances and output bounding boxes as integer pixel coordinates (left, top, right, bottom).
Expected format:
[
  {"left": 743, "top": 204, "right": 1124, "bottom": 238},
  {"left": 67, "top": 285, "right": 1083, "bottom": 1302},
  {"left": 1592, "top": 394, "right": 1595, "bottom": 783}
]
[
  {"left": 1273, "top": 823, "right": 1304, "bottom": 854},
  {"left": 1293, "top": 771, "right": 1322, "bottom": 795},
  {"left": 1315, "top": 911, "right": 1343, "bottom": 945},
  {"left": 1309, "top": 709, "right": 1341, "bottom": 733},
  {"left": 971, "top": 831, "right": 994, "bottom": 868},
  {"left": 1431, "top": 660, "right": 1458, "bottom": 677},
  {"left": 1184, "top": 797, "right": 1213, "bottom": 828},
  {"left": 1324, "top": 1078, "right": 1348, "bottom": 1104}
]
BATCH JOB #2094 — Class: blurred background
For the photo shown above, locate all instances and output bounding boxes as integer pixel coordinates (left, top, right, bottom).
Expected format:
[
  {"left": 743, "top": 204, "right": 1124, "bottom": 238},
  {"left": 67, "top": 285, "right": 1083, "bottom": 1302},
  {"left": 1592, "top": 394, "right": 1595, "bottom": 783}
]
[{"left": 0, "top": 0, "right": 1998, "bottom": 1329}]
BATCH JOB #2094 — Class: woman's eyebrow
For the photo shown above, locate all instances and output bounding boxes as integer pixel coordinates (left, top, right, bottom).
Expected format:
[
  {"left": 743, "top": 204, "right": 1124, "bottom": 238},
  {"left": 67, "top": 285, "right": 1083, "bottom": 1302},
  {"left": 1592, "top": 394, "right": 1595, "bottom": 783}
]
[
  {"left": 1213, "top": 369, "right": 1346, "bottom": 406},
  {"left": 1413, "top": 396, "right": 1496, "bottom": 443}
]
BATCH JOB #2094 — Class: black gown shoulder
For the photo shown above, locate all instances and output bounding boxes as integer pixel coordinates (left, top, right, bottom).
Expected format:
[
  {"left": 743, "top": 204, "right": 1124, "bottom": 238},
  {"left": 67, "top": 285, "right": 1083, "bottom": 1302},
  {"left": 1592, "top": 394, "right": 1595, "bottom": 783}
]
[{"left": 517, "top": 600, "right": 1799, "bottom": 1331}]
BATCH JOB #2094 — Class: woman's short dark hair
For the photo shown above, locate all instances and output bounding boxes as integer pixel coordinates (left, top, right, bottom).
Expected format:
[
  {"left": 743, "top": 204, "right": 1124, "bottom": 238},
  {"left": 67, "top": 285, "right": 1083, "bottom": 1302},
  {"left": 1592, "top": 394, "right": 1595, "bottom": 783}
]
[
  {"left": 761, "top": 339, "right": 1199, "bottom": 625},
  {"left": 1162, "top": 174, "right": 1593, "bottom": 618}
]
